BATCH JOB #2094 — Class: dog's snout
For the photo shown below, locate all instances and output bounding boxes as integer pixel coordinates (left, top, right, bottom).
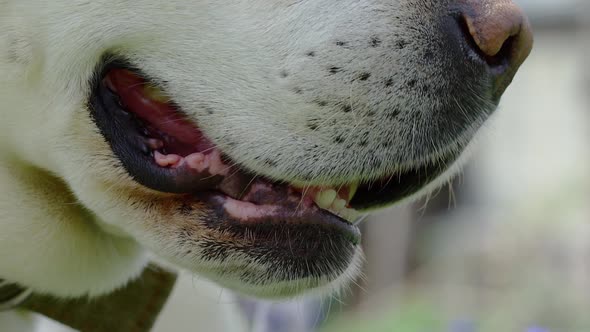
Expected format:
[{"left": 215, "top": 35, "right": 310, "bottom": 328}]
[{"left": 456, "top": 0, "right": 533, "bottom": 97}]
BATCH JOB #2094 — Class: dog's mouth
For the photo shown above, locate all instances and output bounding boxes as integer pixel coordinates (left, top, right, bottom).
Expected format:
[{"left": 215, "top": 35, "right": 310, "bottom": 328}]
[{"left": 89, "top": 62, "right": 457, "bottom": 247}]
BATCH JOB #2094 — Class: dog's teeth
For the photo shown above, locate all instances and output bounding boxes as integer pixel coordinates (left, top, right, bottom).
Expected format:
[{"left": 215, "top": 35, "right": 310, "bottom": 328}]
[
  {"left": 315, "top": 189, "right": 337, "bottom": 209},
  {"left": 183, "top": 151, "right": 229, "bottom": 176},
  {"left": 332, "top": 198, "right": 346, "bottom": 212},
  {"left": 154, "top": 151, "right": 182, "bottom": 167},
  {"left": 348, "top": 182, "right": 359, "bottom": 201},
  {"left": 185, "top": 153, "right": 208, "bottom": 172}
]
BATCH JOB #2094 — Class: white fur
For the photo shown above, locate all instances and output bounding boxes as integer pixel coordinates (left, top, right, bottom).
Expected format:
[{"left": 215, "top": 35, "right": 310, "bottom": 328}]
[{"left": 0, "top": 0, "right": 495, "bottom": 321}]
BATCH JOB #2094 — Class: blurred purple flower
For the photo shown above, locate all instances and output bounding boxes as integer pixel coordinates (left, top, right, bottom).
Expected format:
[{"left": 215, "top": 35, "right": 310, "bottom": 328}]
[
  {"left": 526, "top": 327, "right": 549, "bottom": 332},
  {"left": 449, "top": 319, "right": 476, "bottom": 332}
]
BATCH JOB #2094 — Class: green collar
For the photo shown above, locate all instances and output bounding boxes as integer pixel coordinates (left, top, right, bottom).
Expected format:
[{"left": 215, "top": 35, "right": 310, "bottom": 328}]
[{"left": 1, "top": 264, "right": 177, "bottom": 332}]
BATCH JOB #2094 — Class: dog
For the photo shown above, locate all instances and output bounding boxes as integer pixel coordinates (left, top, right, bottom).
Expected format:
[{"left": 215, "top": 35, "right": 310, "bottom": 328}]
[{"left": 0, "top": 0, "right": 532, "bottom": 328}]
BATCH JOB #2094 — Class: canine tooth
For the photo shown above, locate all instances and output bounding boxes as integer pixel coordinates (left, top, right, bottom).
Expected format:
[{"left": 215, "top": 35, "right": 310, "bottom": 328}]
[
  {"left": 348, "top": 182, "right": 359, "bottom": 201},
  {"left": 143, "top": 84, "right": 169, "bottom": 103},
  {"left": 315, "top": 189, "right": 337, "bottom": 209}
]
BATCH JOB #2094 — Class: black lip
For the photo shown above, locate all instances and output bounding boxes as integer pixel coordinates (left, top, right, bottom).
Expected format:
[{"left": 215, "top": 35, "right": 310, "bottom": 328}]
[
  {"left": 89, "top": 62, "right": 225, "bottom": 194},
  {"left": 206, "top": 223, "right": 359, "bottom": 281},
  {"left": 349, "top": 153, "right": 457, "bottom": 210}
]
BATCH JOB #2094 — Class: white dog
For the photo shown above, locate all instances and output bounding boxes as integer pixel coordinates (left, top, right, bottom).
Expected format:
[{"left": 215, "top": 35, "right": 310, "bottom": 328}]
[{"left": 0, "top": 0, "right": 532, "bottom": 330}]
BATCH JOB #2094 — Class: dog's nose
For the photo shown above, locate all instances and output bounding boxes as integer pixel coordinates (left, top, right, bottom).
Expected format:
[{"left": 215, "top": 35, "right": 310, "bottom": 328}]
[{"left": 457, "top": 0, "right": 533, "bottom": 97}]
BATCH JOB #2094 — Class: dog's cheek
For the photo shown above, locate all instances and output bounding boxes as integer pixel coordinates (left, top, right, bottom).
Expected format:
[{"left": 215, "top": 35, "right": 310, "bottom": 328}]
[
  {"left": 60, "top": 108, "right": 158, "bottom": 195},
  {"left": 0, "top": 19, "right": 40, "bottom": 81}
]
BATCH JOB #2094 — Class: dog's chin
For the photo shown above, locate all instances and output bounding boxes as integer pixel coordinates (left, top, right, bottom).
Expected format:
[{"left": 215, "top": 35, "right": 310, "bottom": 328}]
[
  {"left": 87, "top": 60, "right": 460, "bottom": 297},
  {"left": 186, "top": 243, "right": 365, "bottom": 299}
]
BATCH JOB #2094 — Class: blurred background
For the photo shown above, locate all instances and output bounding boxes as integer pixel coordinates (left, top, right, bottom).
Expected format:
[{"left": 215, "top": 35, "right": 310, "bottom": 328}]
[{"left": 38, "top": 0, "right": 590, "bottom": 331}]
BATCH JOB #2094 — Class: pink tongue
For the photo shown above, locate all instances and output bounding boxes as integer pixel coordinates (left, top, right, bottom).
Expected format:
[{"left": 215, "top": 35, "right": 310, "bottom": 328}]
[{"left": 105, "top": 69, "right": 213, "bottom": 151}]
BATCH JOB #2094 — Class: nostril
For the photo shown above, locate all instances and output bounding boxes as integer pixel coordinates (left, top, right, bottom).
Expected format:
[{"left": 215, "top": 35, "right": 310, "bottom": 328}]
[
  {"left": 491, "top": 36, "right": 515, "bottom": 67},
  {"left": 457, "top": 15, "right": 514, "bottom": 73}
]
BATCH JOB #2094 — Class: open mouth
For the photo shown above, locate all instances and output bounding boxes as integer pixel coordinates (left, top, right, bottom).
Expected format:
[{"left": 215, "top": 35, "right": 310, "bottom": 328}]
[{"left": 89, "top": 61, "right": 457, "bottom": 246}]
